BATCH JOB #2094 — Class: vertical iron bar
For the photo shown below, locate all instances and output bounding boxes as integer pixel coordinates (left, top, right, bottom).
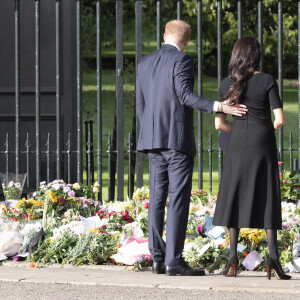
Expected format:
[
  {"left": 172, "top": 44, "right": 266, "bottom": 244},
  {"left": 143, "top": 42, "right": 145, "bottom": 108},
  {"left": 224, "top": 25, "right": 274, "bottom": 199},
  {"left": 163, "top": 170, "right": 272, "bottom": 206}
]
[
  {"left": 25, "top": 133, "right": 30, "bottom": 193},
  {"left": 76, "top": 0, "right": 83, "bottom": 183},
  {"left": 107, "top": 133, "right": 113, "bottom": 201},
  {"left": 289, "top": 131, "right": 293, "bottom": 172},
  {"left": 208, "top": 132, "right": 212, "bottom": 194},
  {"left": 35, "top": 0, "right": 41, "bottom": 189},
  {"left": 67, "top": 133, "right": 71, "bottom": 184},
  {"left": 298, "top": 1, "right": 300, "bottom": 163},
  {"left": 278, "top": 0, "right": 283, "bottom": 171},
  {"left": 237, "top": 0, "right": 242, "bottom": 39},
  {"left": 128, "top": 133, "right": 132, "bottom": 199},
  {"left": 87, "top": 132, "right": 91, "bottom": 186},
  {"left": 96, "top": 0, "right": 102, "bottom": 200},
  {"left": 217, "top": 0, "right": 223, "bottom": 184},
  {"left": 197, "top": 0, "right": 203, "bottom": 189},
  {"left": 177, "top": 0, "right": 182, "bottom": 20},
  {"left": 15, "top": 0, "right": 20, "bottom": 179},
  {"left": 56, "top": 0, "right": 61, "bottom": 179},
  {"left": 90, "top": 120, "right": 95, "bottom": 183},
  {"left": 157, "top": 0, "right": 161, "bottom": 49},
  {"left": 5, "top": 134, "right": 9, "bottom": 181},
  {"left": 116, "top": 0, "right": 124, "bottom": 201},
  {"left": 258, "top": 0, "right": 263, "bottom": 71},
  {"left": 46, "top": 133, "right": 50, "bottom": 183},
  {"left": 84, "top": 121, "right": 89, "bottom": 184},
  {"left": 136, "top": 0, "right": 143, "bottom": 188},
  {"left": 294, "top": 159, "right": 299, "bottom": 171}
]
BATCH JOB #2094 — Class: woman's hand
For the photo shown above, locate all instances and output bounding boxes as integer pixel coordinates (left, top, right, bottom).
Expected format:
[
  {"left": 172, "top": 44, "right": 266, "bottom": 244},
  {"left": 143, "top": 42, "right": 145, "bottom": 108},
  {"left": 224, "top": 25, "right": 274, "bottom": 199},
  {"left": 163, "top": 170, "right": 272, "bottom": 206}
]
[
  {"left": 215, "top": 113, "right": 232, "bottom": 133},
  {"left": 273, "top": 108, "right": 285, "bottom": 131}
]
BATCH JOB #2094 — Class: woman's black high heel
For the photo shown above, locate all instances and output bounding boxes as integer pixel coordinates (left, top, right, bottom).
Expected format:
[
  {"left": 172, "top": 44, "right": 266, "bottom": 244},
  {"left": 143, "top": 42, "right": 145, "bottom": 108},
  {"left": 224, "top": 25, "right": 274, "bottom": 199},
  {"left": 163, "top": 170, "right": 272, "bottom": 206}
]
[
  {"left": 266, "top": 257, "right": 291, "bottom": 280},
  {"left": 223, "top": 256, "right": 239, "bottom": 277}
]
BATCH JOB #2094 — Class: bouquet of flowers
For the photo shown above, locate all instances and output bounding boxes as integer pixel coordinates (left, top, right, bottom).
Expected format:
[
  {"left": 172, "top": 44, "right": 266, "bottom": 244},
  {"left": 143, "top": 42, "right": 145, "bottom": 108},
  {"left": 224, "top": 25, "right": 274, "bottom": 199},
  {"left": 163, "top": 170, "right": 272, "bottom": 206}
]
[{"left": 0, "top": 173, "right": 27, "bottom": 200}]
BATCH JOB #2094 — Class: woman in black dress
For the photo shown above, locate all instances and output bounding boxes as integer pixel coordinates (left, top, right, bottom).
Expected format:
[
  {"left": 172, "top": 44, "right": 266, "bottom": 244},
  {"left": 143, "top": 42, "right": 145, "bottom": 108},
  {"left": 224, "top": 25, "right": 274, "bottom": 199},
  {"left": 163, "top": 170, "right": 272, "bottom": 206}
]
[{"left": 212, "top": 37, "right": 291, "bottom": 280}]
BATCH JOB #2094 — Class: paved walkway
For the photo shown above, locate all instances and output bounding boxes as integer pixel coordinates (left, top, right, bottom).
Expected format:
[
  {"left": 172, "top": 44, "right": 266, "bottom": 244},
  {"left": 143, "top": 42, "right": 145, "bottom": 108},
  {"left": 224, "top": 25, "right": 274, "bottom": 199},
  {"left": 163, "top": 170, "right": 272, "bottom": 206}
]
[{"left": 0, "top": 261, "right": 299, "bottom": 295}]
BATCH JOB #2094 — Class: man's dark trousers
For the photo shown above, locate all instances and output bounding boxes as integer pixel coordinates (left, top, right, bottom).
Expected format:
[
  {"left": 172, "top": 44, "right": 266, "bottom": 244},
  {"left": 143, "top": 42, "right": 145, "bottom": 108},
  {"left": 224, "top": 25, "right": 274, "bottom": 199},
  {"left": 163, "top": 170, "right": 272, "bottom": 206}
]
[{"left": 148, "top": 149, "right": 194, "bottom": 266}]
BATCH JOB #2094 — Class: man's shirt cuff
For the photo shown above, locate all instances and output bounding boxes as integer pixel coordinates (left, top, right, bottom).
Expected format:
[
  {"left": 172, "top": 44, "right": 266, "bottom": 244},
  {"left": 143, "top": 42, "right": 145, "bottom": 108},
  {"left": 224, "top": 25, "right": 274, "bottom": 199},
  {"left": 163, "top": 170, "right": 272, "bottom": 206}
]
[{"left": 213, "top": 101, "right": 219, "bottom": 112}]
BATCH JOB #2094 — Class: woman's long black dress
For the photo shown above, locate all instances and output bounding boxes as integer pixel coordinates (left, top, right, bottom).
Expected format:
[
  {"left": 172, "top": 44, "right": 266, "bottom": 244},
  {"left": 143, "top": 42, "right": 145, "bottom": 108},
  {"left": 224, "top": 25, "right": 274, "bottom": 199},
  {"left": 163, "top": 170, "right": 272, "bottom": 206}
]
[{"left": 212, "top": 73, "right": 282, "bottom": 229}]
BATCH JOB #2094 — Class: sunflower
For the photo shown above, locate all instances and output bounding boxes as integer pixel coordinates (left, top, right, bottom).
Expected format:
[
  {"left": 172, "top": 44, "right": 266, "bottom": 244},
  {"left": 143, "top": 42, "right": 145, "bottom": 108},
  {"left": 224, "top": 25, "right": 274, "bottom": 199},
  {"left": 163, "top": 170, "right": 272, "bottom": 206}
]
[{"left": 48, "top": 191, "right": 57, "bottom": 203}]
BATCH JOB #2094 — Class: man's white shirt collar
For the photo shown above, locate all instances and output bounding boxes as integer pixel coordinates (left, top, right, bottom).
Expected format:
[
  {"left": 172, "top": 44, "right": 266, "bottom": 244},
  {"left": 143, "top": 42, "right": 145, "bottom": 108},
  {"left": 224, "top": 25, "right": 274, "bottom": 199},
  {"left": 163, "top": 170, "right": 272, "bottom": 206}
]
[{"left": 165, "top": 42, "right": 180, "bottom": 52}]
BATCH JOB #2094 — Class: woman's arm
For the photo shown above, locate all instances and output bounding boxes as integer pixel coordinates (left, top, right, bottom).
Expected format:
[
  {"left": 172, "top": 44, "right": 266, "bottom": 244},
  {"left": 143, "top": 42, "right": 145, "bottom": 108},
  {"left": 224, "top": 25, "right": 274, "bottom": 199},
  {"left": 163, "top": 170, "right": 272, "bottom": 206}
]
[
  {"left": 273, "top": 108, "right": 285, "bottom": 131},
  {"left": 215, "top": 113, "right": 232, "bottom": 133}
]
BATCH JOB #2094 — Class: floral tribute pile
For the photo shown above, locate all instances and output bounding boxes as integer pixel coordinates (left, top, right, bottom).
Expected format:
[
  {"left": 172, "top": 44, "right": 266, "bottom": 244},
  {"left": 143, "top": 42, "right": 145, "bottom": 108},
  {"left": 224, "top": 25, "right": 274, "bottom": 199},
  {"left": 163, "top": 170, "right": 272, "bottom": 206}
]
[{"left": 0, "top": 177, "right": 299, "bottom": 272}]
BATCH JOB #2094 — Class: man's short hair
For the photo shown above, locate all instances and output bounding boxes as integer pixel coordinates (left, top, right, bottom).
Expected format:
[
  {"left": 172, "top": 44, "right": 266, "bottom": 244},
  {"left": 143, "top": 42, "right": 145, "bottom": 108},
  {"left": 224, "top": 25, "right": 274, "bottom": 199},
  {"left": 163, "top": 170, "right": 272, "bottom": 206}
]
[{"left": 164, "top": 20, "right": 191, "bottom": 43}]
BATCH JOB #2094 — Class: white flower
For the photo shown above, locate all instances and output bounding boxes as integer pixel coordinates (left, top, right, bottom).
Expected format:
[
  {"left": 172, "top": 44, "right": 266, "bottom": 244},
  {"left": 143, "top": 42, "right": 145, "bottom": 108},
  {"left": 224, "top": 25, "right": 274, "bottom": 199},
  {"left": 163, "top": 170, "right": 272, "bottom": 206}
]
[
  {"left": 20, "top": 222, "right": 42, "bottom": 237},
  {"left": 15, "top": 182, "right": 21, "bottom": 188},
  {"left": 8, "top": 181, "right": 14, "bottom": 187},
  {"left": 32, "top": 192, "right": 37, "bottom": 197},
  {"left": 52, "top": 221, "right": 86, "bottom": 240},
  {"left": 93, "top": 187, "right": 99, "bottom": 193},
  {"left": 52, "top": 183, "right": 61, "bottom": 191},
  {"left": 73, "top": 182, "right": 81, "bottom": 190},
  {"left": 94, "top": 181, "right": 100, "bottom": 187}
]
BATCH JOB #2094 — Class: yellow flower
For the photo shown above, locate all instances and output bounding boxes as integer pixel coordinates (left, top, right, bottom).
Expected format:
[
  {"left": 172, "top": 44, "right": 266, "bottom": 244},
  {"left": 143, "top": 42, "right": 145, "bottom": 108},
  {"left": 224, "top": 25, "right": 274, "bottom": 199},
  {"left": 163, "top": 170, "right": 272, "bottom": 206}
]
[
  {"left": 133, "top": 195, "right": 140, "bottom": 201},
  {"left": 15, "top": 198, "right": 26, "bottom": 209},
  {"left": 73, "top": 182, "right": 81, "bottom": 190},
  {"left": 29, "top": 198, "right": 43, "bottom": 206},
  {"left": 88, "top": 228, "right": 99, "bottom": 234},
  {"left": 93, "top": 187, "right": 99, "bottom": 193},
  {"left": 146, "top": 193, "right": 150, "bottom": 199},
  {"left": 48, "top": 191, "right": 57, "bottom": 203}
]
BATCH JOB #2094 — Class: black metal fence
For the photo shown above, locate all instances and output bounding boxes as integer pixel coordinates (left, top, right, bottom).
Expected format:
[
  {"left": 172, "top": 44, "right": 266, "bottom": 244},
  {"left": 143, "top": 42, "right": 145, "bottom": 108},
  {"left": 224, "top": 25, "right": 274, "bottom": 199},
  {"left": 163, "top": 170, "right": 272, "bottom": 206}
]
[{"left": 0, "top": 0, "right": 299, "bottom": 202}]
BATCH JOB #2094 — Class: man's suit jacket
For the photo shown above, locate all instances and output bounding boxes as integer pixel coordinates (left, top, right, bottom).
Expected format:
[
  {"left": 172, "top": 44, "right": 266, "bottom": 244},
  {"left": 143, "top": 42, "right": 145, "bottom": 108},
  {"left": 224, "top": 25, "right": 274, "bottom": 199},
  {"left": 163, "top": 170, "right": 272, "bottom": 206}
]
[{"left": 136, "top": 44, "right": 215, "bottom": 157}]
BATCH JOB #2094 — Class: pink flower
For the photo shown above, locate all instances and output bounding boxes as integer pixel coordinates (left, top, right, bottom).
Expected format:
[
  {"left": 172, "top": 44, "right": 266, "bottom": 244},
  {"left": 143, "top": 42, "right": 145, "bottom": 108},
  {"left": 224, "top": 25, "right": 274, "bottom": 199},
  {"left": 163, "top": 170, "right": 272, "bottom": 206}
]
[
  {"left": 283, "top": 180, "right": 287, "bottom": 184},
  {"left": 12, "top": 257, "right": 19, "bottom": 262},
  {"left": 278, "top": 161, "right": 283, "bottom": 165},
  {"left": 68, "top": 190, "right": 75, "bottom": 198},
  {"left": 197, "top": 223, "right": 204, "bottom": 234}
]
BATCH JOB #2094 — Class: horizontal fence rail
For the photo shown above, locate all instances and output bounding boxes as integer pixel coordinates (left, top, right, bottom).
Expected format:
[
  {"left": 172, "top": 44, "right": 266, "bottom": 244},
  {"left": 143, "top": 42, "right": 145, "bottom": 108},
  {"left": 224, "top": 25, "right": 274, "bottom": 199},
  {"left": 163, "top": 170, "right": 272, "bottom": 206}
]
[{"left": 0, "top": 0, "right": 299, "bottom": 201}]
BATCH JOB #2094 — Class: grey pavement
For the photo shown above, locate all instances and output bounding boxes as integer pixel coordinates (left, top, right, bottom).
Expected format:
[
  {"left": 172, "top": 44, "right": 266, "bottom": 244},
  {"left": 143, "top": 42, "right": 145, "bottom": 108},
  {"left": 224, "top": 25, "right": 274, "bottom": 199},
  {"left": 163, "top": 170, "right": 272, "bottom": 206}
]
[{"left": 0, "top": 262, "right": 299, "bottom": 300}]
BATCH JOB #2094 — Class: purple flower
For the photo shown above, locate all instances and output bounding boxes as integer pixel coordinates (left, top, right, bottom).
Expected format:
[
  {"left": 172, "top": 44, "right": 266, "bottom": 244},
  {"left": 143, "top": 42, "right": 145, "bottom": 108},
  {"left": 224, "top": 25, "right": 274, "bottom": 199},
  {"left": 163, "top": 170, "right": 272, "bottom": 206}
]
[
  {"left": 63, "top": 186, "right": 71, "bottom": 193},
  {"left": 68, "top": 190, "right": 75, "bottom": 198}
]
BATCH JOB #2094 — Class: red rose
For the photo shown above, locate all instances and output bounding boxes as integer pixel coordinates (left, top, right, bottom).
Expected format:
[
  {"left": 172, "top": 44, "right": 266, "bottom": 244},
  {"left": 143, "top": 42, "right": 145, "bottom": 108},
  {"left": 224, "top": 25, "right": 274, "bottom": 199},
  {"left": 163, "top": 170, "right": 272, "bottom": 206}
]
[
  {"left": 144, "top": 203, "right": 149, "bottom": 209},
  {"left": 58, "top": 197, "right": 66, "bottom": 205},
  {"left": 121, "top": 210, "right": 129, "bottom": 217},
  {"left": 109, "top": 211, "right": 116, "bottom": 216},
  {"left": 243, "top": 251, "right": 248, "bottom": 257},
  {"left": 124, "top": 215, "right": 132, "bottom": 223}
]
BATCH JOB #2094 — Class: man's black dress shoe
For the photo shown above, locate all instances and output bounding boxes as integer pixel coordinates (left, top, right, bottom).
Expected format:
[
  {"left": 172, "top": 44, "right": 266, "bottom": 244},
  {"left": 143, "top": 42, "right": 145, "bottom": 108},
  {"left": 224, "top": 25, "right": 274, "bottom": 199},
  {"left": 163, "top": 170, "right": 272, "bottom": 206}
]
[
  {"left": 165, "top": 261, "right": 205, "bottom": 276},
  {"left": 152, "top": 262, "right": 165, "bottom": 274}
]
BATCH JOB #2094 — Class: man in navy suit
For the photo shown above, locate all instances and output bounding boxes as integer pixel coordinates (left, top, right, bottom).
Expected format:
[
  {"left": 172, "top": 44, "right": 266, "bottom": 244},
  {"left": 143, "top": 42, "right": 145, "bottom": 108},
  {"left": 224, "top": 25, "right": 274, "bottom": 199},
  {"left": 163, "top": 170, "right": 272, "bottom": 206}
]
[{"left": 136, "top": 20, "right": 247, "bottom": 276}]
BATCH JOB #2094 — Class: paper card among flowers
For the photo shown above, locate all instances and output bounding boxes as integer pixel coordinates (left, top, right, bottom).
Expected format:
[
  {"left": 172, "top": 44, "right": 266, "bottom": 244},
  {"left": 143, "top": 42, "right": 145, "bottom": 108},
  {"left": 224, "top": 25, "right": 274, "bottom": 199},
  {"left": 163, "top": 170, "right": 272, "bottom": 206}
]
[{"left": 242, "top": 250, "right": 264, "bottom": 271}]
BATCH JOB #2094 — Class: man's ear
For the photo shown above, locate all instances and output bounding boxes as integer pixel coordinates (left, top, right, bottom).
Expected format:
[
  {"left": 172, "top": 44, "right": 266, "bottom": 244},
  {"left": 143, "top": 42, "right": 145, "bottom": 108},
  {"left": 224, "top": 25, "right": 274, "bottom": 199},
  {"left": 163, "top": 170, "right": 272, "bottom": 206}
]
[
  {"left": 163, "top": 33, "right": 166, "bottom": 42},
  {"left": 184, "top": 40, "right": 190, "bottom": 47}
]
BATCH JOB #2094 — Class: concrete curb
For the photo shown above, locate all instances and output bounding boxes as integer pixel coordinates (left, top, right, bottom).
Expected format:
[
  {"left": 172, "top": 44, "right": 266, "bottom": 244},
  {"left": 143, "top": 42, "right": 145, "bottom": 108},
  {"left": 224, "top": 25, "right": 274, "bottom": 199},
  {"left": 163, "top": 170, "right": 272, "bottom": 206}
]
[{"left": 0, "top": 262, "right": 299, "bottom": 294}]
